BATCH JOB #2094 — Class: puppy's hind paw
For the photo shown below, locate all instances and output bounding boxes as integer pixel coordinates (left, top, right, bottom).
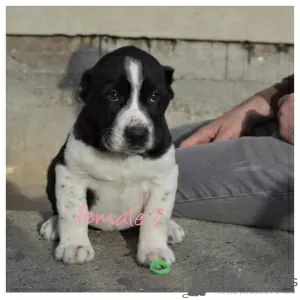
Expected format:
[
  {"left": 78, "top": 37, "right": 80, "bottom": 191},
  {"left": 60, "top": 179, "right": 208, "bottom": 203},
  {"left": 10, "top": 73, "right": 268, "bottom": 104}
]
[
  {"left": 40, "top": 215, "right": 59, "bottom": 241},
  {"left": 167, "top": 219, "right": 185, "bottom": 244}
]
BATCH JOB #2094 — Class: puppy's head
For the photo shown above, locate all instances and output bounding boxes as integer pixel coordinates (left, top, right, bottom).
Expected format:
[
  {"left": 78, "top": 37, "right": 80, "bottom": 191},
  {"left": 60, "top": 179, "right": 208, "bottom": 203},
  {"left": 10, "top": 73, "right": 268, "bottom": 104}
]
[{"left": 79, "top": 46, "right": 175, "bottom": 156}]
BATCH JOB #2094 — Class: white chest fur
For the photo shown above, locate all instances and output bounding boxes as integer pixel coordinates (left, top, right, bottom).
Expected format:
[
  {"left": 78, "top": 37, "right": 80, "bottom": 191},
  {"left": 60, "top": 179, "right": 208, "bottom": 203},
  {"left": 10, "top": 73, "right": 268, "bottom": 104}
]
[{"left": 62, "top": 133, "right": 177, "bottom": 231}]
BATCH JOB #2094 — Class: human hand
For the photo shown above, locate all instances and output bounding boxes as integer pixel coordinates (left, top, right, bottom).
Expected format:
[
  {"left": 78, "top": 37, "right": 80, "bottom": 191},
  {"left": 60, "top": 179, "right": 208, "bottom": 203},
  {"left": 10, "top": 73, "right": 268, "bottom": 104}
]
[
  {"left": 179, "top": 95, "right": 271, "bottom": 148},
  {"left": 278, "top": 93, "right": 294, "bottom": 144}
]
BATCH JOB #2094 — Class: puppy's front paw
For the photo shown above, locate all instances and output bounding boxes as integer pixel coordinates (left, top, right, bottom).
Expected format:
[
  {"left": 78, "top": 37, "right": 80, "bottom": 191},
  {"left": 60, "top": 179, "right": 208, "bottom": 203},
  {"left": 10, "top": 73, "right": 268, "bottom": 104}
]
[
  {"left": 40, "top": 216, "right": 58, "bottom": 241},
  {"left": 137, "top": 243, "right": 175, "bottom": 266},
  {"left": 55, "top": 243, "right": 95, "bottom": 264}
]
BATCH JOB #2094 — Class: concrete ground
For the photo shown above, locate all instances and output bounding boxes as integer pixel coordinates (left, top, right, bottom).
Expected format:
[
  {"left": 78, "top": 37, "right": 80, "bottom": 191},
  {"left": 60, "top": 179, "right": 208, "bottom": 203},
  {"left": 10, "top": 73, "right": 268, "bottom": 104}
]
[{"left": 6, "top": 37, "right": 294, "bottom": 293}]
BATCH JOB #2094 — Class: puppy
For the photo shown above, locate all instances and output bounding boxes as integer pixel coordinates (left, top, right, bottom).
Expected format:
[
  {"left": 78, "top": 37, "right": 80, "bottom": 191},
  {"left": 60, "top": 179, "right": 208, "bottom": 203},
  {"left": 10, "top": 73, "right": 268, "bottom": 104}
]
[{"left": 40, "top": 46, "right": 184, "bottom": 265}]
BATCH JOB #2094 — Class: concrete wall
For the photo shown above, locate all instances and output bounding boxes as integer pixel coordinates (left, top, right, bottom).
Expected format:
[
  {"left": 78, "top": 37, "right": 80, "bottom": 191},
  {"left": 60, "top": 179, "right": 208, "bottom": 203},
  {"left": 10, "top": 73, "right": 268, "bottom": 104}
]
[
  {"left": 6, "top": 6, "right": 294, "bottom": 204},
  {"left": 6, "top": 6, "right": 294, "bottom": 44},
  {"left": 6, "top": 35, "right": 294, "bottom": 202}
]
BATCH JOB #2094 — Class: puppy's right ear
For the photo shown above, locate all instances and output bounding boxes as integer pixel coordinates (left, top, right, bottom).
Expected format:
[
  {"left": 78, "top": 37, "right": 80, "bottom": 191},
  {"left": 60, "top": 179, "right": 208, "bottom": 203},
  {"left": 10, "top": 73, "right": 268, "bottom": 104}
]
[
  {"left": 163, "top": 65, "right": 175, "bottom": 100},
  {"left": 78, "top": 69, "right": 93, "bottom": 103}
]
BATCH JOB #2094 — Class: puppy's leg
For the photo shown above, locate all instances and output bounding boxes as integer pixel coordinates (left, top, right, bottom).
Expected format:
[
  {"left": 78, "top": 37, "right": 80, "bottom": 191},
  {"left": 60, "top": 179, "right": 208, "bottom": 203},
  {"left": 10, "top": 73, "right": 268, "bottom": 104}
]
[
  {"left": 54, "top": 164, "right": 94, "bottom": 264},
  {"left": 137, "top": 166, "right": 179, "bottom": 266}
]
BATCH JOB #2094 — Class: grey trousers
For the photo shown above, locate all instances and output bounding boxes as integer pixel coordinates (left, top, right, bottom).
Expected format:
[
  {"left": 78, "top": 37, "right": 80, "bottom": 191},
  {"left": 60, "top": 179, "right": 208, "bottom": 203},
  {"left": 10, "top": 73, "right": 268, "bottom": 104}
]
[{"left": 171, "top": 120, "right": 294, "bottom": 232}]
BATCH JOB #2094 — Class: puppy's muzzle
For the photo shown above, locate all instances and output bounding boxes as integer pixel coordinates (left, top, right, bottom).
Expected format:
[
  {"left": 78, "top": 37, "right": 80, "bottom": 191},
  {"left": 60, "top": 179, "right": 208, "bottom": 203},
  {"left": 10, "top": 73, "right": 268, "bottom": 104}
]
[{"left": 124, "top": 125, "right": 149, "bottom": 148}]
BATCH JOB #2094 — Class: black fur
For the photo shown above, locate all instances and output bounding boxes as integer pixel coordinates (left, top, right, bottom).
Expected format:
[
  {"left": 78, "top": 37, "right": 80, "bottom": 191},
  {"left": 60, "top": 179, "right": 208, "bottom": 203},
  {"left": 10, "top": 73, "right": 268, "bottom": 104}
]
[
  {"left": 74, "top": 46, "right": 175, "bottom": 159},
  {"left": 46, "top": 141, "right": 96, "bottom": 214},
  {"left": 46, "top": 142, "right": 66, "bottom": 215},
  {"left": 46, "top": 46, "right": 175, "bottom": 214}
]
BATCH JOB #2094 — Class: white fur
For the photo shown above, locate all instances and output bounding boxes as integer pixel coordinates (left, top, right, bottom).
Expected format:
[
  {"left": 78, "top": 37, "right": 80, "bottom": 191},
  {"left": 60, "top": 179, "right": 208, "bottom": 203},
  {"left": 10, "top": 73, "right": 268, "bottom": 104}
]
[
  {"left": 109, "top": 57, "right": 154, "bottom": 152},
  {"left": 40, "top": 131, "right": 184, "bottom": 265}
]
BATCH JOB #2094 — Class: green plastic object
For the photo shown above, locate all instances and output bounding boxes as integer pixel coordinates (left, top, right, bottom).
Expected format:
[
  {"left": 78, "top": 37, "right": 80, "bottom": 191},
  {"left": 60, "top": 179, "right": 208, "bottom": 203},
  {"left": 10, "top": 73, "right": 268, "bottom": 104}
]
[{"left": 150, "top": 260, "right": 170, "bottom": 275}]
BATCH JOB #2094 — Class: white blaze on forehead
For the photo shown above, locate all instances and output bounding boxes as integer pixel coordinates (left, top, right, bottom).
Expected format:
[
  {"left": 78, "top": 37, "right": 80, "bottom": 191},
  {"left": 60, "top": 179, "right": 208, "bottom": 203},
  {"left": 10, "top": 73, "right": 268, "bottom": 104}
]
[
  {"left": 123, "top": 56, "right": 148, "bottom": 125},
  {"left": 124, "top": 56, "right": 143, "bottom": 110},
  {"left": 125, "top": 56, "right": 142, "bottom": 88}
]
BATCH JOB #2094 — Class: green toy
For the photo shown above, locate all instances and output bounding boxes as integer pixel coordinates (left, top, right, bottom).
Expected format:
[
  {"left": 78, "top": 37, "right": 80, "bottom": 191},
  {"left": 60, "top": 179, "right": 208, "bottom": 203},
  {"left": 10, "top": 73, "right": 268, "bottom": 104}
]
[{"left": 150, "top": 260, "right": 170, "bottom": 275}]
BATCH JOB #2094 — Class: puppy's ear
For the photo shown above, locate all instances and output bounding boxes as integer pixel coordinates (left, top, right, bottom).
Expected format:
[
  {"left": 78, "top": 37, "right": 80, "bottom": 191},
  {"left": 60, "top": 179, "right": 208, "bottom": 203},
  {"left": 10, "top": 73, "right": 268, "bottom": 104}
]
[
  {"left": 164, "top": 66, "right": 175, "bottom": 99},
  {"left": 164, "top": 66, "right": 175, "bottom": 85},
  {"left": 78, "top": 69, "right": 94, "bottom": 103}
]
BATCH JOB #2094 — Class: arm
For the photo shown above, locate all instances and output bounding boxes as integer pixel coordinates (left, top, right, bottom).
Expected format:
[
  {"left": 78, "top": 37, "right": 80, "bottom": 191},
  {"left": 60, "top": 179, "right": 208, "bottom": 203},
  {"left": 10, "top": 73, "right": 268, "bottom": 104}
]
[
  {"left": 277, "top": 93, "right": 294, "bottom": 144},
  {"left": 256, "top": 74, "right": 294, "bottom": 116},
  {"left": 180, "top": 74, "right": 294, "bottom": 148}
]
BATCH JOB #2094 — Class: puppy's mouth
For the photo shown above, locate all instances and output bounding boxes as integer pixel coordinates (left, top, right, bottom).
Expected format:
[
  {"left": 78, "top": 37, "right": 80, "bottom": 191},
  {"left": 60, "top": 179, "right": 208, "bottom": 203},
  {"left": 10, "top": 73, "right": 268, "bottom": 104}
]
[
  {"left": 100, "top": 124, "right": 152, "bottom": 155},
  {"left": 101, "top": 135, "right": 149, "bottom": 155},
  {"left": 124, "top": 146, "right": 148, "bottom": 154}
]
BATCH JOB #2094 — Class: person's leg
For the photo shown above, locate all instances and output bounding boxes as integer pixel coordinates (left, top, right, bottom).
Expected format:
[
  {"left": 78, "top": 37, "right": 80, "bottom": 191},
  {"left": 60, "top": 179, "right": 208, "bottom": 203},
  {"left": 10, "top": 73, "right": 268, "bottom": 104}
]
[{"left": 171, "top": 124, "right": 294, "bottom": 231}]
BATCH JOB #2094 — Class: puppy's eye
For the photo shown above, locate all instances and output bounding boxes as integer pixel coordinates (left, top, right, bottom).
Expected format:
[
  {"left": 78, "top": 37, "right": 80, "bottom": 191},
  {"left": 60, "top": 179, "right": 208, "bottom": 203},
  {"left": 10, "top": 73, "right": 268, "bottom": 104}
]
[
  {"left": 150, "top": 92, "right": 160, "bottom": 103},
  {"left": 107, "top": 91, "right": 119, "bottom": 102}
]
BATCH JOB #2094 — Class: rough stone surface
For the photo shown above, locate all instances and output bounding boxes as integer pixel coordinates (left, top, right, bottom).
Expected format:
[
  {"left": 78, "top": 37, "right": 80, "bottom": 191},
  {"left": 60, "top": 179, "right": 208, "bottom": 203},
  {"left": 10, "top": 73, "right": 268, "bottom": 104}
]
[
  {"left": 7, "top": 36, "right": 294, "bottom": 83},
  {"left": 7, "top": 211, "right": 294, "bottom": 292}
]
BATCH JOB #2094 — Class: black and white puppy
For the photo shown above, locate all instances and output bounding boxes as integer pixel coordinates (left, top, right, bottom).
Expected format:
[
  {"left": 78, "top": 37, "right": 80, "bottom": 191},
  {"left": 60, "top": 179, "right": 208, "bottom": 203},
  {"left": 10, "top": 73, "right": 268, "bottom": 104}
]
[{"left": 40, "top": 46, "right": 184, "bottom": 266}]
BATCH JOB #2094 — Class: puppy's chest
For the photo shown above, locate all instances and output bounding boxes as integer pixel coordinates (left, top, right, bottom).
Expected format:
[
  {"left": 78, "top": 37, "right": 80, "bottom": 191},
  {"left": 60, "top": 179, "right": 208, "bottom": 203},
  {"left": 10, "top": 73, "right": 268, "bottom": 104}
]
[
  {"left": 78, "top": 155, "right": 155, "bottom": 231},
  {"left": 67, "top": 133, "right": 174, "bottom": 183},
  {"left": 66, "top": 137, "right": 175, "bottom": 230},
  {"left": 76, "top": 148, "right": 160, "bottom": 182},
  {"left": 87, "top": 177, "right": 150, "bottom": 231}
]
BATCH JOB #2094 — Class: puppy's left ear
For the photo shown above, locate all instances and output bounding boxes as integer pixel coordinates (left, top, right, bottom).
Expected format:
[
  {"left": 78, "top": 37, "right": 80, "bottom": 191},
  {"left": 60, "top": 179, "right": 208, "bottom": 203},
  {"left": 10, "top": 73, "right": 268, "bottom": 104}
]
[{"left": 164, "top": 66, "right": 175, "bottom": 99}]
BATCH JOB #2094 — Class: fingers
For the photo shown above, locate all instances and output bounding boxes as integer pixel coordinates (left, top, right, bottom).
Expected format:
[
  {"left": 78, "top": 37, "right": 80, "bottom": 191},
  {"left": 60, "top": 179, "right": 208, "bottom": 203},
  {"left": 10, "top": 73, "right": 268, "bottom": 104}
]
[
  {"left": 179, "top": 124, "right": 217, "bottom": 148},
  {"left": 213, "top": 127, "right": 239, "bottom": 142},
  {"left": 213, "top": 132, "right": 232, "bottom": 142},
  {"left": 179, "top": 121, "right": 241, "bottom": 148}
]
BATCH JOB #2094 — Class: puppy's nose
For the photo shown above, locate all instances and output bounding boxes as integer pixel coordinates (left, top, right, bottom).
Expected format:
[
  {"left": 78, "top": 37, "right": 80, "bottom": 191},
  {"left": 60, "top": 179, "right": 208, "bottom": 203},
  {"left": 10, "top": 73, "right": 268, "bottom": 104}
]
[{"left": 124, "top": 125, "right": 149, "bottom": 145}]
